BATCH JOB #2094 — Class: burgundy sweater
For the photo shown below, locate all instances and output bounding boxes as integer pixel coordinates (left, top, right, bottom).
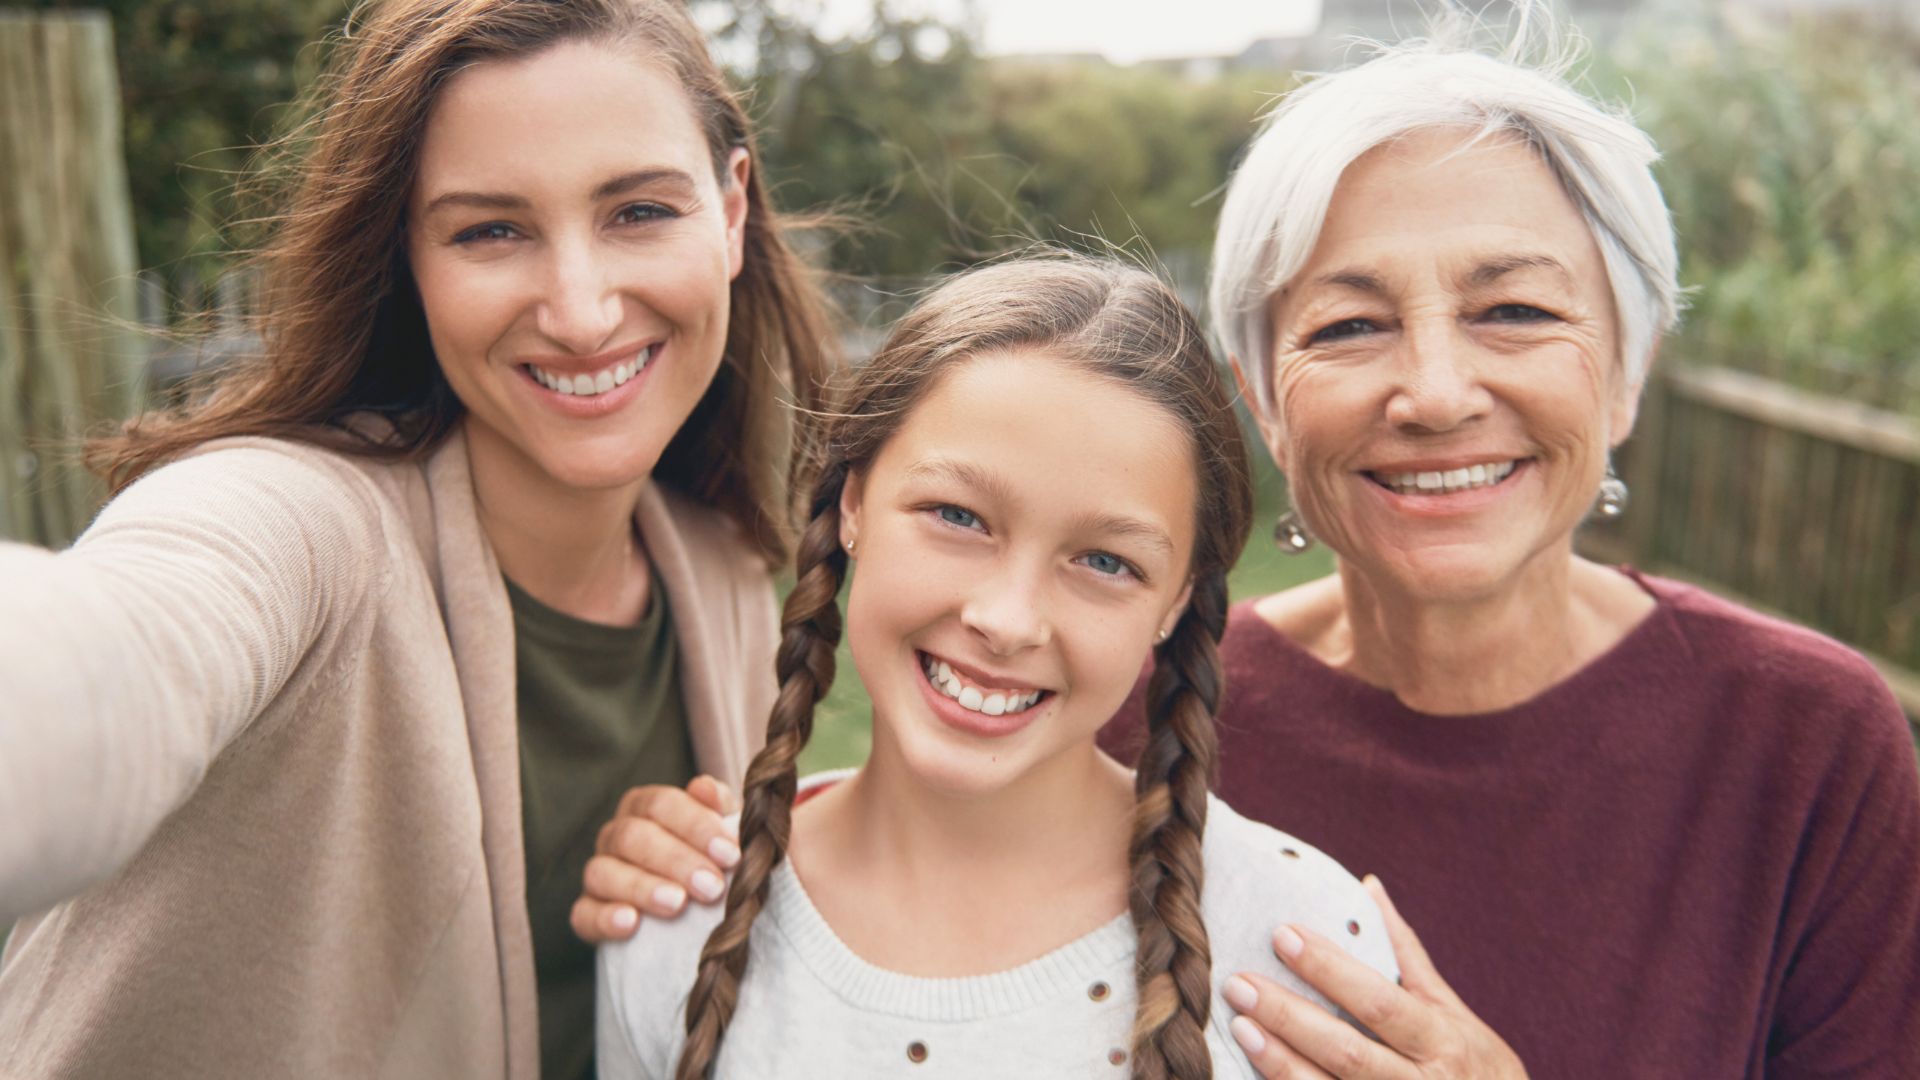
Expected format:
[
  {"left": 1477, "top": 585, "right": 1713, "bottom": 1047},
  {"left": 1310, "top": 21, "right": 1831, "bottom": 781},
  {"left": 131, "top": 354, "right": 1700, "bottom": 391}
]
[{"left": 1103, "top": 572, "right": 1920, "bottom": 1078}]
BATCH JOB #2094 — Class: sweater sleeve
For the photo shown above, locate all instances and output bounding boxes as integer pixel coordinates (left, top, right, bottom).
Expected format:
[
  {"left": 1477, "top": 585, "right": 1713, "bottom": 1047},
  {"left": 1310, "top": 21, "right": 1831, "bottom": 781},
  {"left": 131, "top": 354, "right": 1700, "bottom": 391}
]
[
  {"left": 1764, "top": 666, "right": 1920, "bottom": 1078},
  {"left": 0, "top": 444, "right": 386, "bottom": 920}
]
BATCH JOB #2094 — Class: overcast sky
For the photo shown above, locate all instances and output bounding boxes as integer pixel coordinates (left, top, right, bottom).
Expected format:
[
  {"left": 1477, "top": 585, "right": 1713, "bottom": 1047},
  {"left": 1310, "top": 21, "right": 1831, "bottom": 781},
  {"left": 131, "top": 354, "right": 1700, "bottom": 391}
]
[{"left": 797, "top": 0, "right": 1324, "bottom": 63}]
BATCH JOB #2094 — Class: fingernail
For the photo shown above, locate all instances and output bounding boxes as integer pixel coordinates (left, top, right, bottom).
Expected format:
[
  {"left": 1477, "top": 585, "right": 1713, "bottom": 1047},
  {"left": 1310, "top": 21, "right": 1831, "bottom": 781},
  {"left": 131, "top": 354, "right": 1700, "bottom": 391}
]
[
  {"left": 610, "top": 905, "right": 638, "bottom": 932},
  {"left": 1223, "top": 975, "right": 1258, "bottom": 1013},
  {"left": 651, "top": 883, "right": 687, "bottom": 913},
  {"left": 690, "top": 868, "right": 725, "bottom": 902},
  {"left": 709, "top": 836, "right": 741, "bottom": 869},
  {"left": 1274, "top": 925, "right": 1305, "bottom": 960},
  {"left": 1229, "top": 1015, "right": 1267, "bottom": 1056}
]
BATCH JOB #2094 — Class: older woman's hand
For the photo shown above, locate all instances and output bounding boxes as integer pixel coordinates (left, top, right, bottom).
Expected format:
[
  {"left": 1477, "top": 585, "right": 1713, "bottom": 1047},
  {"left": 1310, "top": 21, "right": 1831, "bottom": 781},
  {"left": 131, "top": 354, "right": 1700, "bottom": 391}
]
[
  {"left": 569, "top": 775, "right": 740, "bottom": 945},
  {"left": 1225, "top": 877, "right": 1527, "bottom": 1080}
]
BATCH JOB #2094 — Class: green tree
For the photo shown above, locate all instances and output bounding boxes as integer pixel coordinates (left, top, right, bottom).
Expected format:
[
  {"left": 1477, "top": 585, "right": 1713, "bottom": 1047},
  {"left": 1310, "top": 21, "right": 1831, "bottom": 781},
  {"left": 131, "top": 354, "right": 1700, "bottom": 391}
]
[{"left": 23, "top": 0, "right": 348, "bottom": 294}]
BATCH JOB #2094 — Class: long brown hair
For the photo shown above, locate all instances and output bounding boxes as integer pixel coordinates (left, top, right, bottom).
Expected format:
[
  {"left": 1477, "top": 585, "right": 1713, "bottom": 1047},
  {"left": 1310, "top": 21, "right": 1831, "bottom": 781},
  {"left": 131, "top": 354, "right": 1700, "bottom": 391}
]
[
  {"left": 675, "top": 254, "right": 1253, "bottom": 1080},
  {"left": 86, "top": 0, "right": 836, "bottom": 563}
]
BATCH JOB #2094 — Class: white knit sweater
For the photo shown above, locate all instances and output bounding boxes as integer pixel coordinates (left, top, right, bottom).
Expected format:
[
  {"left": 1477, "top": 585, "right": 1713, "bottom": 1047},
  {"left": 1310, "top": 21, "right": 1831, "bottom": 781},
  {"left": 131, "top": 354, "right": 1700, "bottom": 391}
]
[{"left": 599, "top": 775, "right": 1398, "bottom": 1079}]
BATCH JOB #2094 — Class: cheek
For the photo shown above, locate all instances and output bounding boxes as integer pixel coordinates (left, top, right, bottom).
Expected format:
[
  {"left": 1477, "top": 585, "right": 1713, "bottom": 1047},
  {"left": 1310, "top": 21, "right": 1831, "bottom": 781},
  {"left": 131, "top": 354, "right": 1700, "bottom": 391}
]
[{"left": 409, "top": 255, "right": 521, "bottom": 370}]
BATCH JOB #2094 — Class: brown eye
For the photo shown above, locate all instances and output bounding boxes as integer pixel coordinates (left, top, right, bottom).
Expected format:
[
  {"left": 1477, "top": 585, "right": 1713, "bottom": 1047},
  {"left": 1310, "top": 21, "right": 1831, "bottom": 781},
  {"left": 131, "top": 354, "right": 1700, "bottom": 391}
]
[
  {"left": 1308, "top": 317, "right": 1376, "bottom": 344},
  {"left": 613, "top": 201, "right": 676, "bottom": 226},
  {"left": 1483, "top": 303, "right": 1553, "bottom": 324}
]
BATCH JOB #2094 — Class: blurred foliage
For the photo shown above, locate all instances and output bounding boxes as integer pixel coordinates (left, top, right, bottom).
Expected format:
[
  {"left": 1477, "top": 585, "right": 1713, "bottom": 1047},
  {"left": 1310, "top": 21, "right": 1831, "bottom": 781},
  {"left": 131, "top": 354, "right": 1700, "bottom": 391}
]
[
  {"left": 20, "top": 0, "right": 348, "bottom": 294},
  {"left": 33, "top": 0, "right": 1920, "bottom": 411},
  {"left": 698, "top": 1, "right": 1280, "bottom": 288},
  {"left": 1606, "top": 15, "right": 1920, "bottom": 412}
]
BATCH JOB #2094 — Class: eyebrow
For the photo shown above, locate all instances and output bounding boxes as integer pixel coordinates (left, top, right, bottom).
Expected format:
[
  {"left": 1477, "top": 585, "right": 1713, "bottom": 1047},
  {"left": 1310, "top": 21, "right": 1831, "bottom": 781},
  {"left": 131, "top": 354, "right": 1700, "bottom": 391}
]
[
  {"left": 903, "top": 458, "right": 1175, "bottom": 556},
  {"left": 1067, "top": 510, "right": 1176, "bottom": 557},
  {"left": 903, "top": 458, "right": 1017, "bottom": 505},
  {"left": 1467, "top": 254, "right": 1574, "bottom": 288},
  {"left": 419, "top": 167, "right": 700, "bottom": 218},
  {"left": 1310, "top": 269, "right": 1388, "bottom": 295}
]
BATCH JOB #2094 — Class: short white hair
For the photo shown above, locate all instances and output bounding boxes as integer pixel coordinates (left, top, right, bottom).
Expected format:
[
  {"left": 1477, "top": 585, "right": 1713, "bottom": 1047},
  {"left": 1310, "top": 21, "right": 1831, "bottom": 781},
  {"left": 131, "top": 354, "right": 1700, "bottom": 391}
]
[{"left": 1210, "top": 11, "right": 1682, "bottom": 419}]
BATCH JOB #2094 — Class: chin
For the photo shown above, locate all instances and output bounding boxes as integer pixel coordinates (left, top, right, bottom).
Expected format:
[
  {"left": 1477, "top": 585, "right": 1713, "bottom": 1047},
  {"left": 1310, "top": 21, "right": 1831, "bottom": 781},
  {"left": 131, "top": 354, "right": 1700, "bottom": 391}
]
[
  {"left": 880, "top": 707, "right": 1043, "bottom": 800},
  {"left": 528, "top": 434, "right": 668, "bottom": 493},
  {"left": 1367, "top": 542, "right": 1535, "bottom": 604}
]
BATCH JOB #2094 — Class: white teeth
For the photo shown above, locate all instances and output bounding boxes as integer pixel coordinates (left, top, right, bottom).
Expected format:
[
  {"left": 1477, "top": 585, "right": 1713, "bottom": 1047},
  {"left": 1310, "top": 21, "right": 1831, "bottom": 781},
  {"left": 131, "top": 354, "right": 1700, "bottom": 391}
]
[
  {"left": 1375, "top": 460, "right": 1519, "bottom": 496},
  {"left": 529, "top": 346, "right": 653, "bottom": 399},
  {"left": 921, "top": 654, "right": 1043, "bottom": 716}
]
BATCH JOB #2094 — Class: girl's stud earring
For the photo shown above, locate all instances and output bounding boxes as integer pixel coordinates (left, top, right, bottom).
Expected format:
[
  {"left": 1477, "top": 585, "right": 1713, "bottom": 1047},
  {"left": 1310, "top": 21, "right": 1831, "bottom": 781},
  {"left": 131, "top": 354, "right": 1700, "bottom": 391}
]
[
  {"left": 1273, "top": 509, "right": 1314, "bottom": 554},
  {"left": 845, "top": 538, "right": 856, "bottom": 556},
  {"left": 1155, "top": 627, "right": 1170, "bottom": 643}
]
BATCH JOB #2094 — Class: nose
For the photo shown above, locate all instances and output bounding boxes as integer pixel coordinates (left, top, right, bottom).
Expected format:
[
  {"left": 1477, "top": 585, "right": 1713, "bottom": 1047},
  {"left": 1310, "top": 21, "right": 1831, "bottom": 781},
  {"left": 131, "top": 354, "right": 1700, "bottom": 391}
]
[
  {"left": 959, "top": 561, "right": 1052, "bottom": 657},
  {"left": 1384, "top": 321, "right": 1494, "bottom": 433},
  {"left": 534, "top": 238, "right": 622, "bottom": 354}
]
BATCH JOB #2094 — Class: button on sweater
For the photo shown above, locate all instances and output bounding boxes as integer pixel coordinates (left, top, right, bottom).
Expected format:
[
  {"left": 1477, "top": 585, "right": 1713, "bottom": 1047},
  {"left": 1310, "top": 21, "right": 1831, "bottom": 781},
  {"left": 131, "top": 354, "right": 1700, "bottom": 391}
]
[{"left": 598, "top": 775, "right": 1398, "bottom": 1078}]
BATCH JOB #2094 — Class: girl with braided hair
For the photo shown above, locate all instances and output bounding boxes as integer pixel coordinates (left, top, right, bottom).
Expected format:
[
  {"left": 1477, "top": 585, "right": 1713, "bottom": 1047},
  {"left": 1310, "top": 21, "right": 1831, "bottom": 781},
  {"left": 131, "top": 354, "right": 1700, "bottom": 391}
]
[{"left": 598, "top": 255, "right": 1396, "bottom": 1079}]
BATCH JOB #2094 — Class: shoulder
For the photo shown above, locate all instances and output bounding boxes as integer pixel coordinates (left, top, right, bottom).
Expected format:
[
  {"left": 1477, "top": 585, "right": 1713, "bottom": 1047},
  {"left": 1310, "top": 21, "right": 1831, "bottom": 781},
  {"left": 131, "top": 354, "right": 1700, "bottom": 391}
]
[
  {"left": 597, "top": 881, "right": 728, "bottom": 1077},
  {"left": 82, "top": 436, "right": 403, "bottom": 587},
  {"left": 1198, "top": 796, "right": 1399, "bottom": 1075},
  {"left": 1201, "top": 794, "right": 1399, "bottom": 988},
  {"left": 1638, "top": 572, "right": 1906, "bottom": 743}
]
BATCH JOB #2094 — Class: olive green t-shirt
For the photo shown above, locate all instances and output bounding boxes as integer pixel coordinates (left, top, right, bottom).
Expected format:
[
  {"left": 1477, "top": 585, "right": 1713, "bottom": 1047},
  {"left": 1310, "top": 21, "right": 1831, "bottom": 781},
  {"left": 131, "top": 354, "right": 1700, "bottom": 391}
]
[{"left": 508, "top": 574, "right": 696, "bottom": 1080}]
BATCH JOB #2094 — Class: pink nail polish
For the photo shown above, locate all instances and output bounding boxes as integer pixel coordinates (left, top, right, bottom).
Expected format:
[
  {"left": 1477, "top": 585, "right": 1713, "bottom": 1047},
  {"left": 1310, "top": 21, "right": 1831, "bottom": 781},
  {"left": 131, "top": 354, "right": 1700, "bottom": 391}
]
[
  {"left": 1230, "top": 1015, "right": 1267, "bottom": 1056},
  {"left": 1223, "top": 975, "right": 1259, "bottom": 1013},
  {"left": 1274, "top": 925, "right": 1305, "bottom": 959}
]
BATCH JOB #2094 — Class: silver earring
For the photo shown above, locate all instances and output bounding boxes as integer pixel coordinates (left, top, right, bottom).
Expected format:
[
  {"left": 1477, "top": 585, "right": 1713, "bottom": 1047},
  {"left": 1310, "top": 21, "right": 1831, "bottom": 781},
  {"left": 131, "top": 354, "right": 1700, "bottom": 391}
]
[
  {"left": 1155, "top": 627, "right": 1170, "bottom": 643},
  {"left": 1595, "top": 463, "right": 1629, "bottom": 518},
  {"left": 1273, "top": 509, "right": 1314, "bottom": 554},
  {"left": 845, "top": 538, "right": 856, "bottom": 556}
]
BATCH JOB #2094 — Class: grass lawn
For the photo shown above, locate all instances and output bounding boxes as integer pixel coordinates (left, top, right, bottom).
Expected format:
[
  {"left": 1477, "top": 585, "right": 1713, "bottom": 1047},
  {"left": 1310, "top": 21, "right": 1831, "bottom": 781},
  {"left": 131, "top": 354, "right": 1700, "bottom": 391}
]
[{"left": 794, "top": 445, "right": 1328, "bottom": 773}]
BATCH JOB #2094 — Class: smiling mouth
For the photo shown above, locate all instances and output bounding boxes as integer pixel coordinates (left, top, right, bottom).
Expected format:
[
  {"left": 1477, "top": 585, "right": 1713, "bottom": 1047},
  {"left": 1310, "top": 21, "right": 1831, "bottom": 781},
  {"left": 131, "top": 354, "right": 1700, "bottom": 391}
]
[
  {"left": 523, "top": 344, "right": 655, "bottom": 398},
  {"left": 1364, "top": 458, "right": 1528, "bottom": 496},
  {"left": 918, "top": 651, "right": 1049, "bottom": 717}
]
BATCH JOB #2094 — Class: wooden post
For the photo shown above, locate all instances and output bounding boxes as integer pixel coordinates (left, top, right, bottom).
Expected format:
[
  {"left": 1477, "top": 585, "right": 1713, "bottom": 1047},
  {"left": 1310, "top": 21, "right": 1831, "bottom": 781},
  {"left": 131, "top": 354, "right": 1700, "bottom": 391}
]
[{"left": 0, "top": 9, "right": 147, "bottom": 547}]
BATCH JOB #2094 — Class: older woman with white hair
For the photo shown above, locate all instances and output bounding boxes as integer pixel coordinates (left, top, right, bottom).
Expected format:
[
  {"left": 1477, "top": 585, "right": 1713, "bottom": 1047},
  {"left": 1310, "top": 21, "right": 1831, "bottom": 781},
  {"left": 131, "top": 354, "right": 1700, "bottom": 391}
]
[
  {"left": 575, "top": 14, "right": 1920, "bottom": 1080},
  {"left": 1149, "top": 20, "right": 1920, "bottom": 1080}
]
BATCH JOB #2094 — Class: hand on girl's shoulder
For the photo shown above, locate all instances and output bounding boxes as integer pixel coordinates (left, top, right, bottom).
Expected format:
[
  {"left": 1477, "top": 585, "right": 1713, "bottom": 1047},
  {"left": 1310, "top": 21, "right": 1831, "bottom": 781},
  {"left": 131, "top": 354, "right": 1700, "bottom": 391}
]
[
  {"left": 1199, "top": 794, "right": 1399, "bottom": 1044},
  {"left": 596, "top": 814, "right": 738, "bottom": 1080}
]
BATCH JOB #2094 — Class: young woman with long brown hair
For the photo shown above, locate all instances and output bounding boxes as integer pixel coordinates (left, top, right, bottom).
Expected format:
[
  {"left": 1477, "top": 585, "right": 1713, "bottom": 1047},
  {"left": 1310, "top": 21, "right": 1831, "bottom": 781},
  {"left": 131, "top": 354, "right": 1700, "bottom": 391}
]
[
  {"left": 597, "top": 256, "right": 1395, "bottom": 1079},
  {"left": 0, "top": 1, "right": 833, "bottom": 1077}
]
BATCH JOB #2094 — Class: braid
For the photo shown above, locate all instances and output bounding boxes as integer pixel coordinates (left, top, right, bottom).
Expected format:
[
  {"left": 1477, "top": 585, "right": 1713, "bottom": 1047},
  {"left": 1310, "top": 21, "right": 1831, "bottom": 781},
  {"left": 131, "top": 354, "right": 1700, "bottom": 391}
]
[
  {"left": 673, "top": 468, "right": 849, "bottom": 1080},
  {"left": 1127, "top": 569, "right": 1229, "bottom": 1080}
]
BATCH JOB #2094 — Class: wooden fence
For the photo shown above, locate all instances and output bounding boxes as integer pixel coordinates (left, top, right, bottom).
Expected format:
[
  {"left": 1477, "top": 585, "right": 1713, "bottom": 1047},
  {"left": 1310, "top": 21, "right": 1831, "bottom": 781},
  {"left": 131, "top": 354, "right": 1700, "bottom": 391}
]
[{"left": 1583, "top": 364, "right": 1920, "bottom": 719}]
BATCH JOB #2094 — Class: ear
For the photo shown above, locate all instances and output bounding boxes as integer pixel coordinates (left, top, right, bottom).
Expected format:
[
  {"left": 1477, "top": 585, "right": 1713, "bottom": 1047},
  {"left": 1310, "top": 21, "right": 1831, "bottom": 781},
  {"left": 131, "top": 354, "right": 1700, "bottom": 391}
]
[
  {"left": 1230, "top": 353, "right": 1289, "bottom": 474},
  {"left": 1608, "top": 342, "right": 1656, "bottom": 448},
  {"left": 1159, "top": 579, "right": 1195, "bottom": 642},
  {"left": 838, "top": 466, "right": 865, "bottom": 555},
  {"left": 723, "top": 146, "right": 751, "bottom": 283}
]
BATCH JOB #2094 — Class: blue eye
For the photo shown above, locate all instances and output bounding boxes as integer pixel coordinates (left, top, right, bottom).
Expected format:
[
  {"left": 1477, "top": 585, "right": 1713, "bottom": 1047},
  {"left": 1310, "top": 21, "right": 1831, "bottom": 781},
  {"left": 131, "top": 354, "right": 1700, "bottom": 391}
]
[
  {"left": 1078, "top": 552, "right": 1139, "bottom": 580},
  {"left": 935, "top": 505, "right": 981, "bottom": 530},
  {"left": 453, "top": 222, "right": 516, "bottom": 244},
  {"left": 1309, "top": 318, "right": 1377, "bottom": 344},
  {"left": 614, "top": 202, "right": 676, "bottom": 225}
]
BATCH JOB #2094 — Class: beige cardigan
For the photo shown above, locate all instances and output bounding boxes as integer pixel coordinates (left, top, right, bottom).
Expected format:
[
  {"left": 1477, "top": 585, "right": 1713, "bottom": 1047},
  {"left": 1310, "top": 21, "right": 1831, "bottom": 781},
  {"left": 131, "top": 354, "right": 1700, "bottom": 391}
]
[{"left": 0, "top": 427, "right": 778, "bottom": 1079}]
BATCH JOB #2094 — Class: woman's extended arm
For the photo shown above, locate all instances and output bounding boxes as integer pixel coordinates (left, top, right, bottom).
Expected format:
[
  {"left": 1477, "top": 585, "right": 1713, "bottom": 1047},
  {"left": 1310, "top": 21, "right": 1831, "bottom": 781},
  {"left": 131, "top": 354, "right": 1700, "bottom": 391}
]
[{"left": 0, "top": 444, "right": 384, "bottom": 920}]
